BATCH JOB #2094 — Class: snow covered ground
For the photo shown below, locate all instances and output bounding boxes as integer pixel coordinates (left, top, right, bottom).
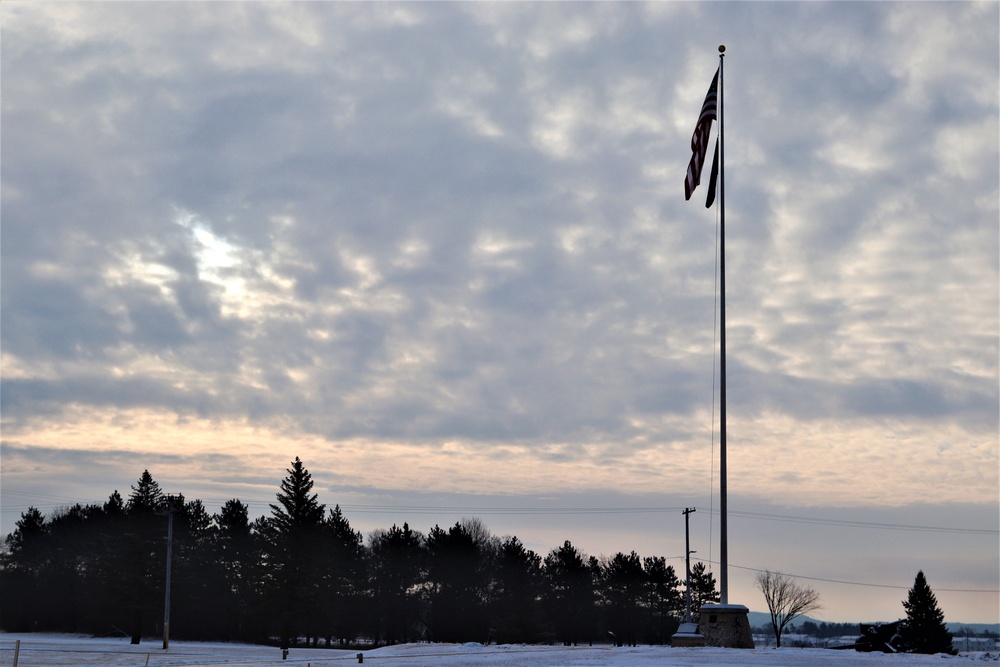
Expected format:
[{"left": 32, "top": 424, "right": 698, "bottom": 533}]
[{"left": 2, "top": 634, "right": 997, "bottom": 667}]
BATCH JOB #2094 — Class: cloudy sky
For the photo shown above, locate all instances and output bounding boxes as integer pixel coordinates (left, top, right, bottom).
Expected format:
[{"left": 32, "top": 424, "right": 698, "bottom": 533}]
[{"left": 2, "top": 2, "right": 997, "bottom": 624}]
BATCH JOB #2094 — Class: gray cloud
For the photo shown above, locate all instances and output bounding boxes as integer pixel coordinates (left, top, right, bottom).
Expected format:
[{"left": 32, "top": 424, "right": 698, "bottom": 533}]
[{"left": 3, "top": 1, "right": 997, "bottom": 435}]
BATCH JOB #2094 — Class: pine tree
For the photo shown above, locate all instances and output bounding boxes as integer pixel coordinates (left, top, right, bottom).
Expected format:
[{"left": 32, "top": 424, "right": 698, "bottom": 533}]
[
  {"left": 212, "top": 499, "right": 256, "bottom": 640},
  {"left": 688, "top": 561, "right": 720, "bottom": 612},
  {"left": 425, "top": 521, "right": 491, "bottom": 642},
  {"left": 369, "top": 523, "right": 426, "bottom": 645},
  {"left": 104, "top": 490, "right": 126, "bottom": 517},
  {"left": 643, "top": 556, "right": 682, "bottom": 643},
  {"left": 127, "top": 470, "right": 165, "bottom": 514},
  {"left": 317, "top": 505, "right": 366, "bottom": 646},
  {"left": 269, "top": 458, "right": 326, "bottom": 532},
  {"left": 122, "top": 470, "right": 169, "bottom": 644},
  {"left": 900, "top": 570, "right": 954, "bottom": 655},
  {"left": 491, "top": 536, "right": 544, "bottom": 644},
  {"left": 4, "top": 506, "right": 47, "bottom": 561},
  {"left": 544, "top": 540, "right": 596, "bottom": 646},
  {"left": 265, "top": 458, "right": 327, "bottom": 646},
  {"left": 601, "top": 551, "right": 645, "bottom": 646},
  {"left": 0, "top": 507, "right": 50, "bottom": 631}
]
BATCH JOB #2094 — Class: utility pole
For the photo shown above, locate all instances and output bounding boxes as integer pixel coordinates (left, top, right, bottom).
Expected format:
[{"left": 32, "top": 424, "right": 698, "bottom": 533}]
[
  {"left": 162, "top": 495, "right": 182, "bottom": 651},
  {"left": 683, "top": 507, "right": 696, "bottom": 623}
]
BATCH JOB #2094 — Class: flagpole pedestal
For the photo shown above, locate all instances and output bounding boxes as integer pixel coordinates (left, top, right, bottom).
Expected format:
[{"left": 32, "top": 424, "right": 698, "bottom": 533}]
[
  {"left": 697, "top": 603, "right": 754, "bottom": 648},
  {"left": 671, "top": 622, "right": 705, "bottom": 647}
]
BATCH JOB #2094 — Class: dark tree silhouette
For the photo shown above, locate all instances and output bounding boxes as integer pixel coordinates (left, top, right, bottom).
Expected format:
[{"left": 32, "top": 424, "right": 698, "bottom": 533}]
[
  {"left": 1, "top": 468, "right": 710, "bottom": 647},
  {"left": 122, "top": 471, "right": 169, "bottom": 644},
  {"left": 601, "top": 551, "right": 645, "bottom": 646},
  {"left": 90, "top": 491, "right": 133, "bottom": 637},
  {"left": 264, "top": 457, "right": 327, "bottom": 646},
  {"left": 544, "top": 541, "right": 596, "bottom": 646},
  {"left": 490, "top": 536, "right": 544, "bottom": 644},
  {"left": 315, "top": 505, "right": 367, "bottom": 646},
  {"left": 425, "top": 521, "right": 491, "bottom": 642},
  {"left": 171, "top": 498, "right": 228, "bottom": 640},
  {"left": 212, "top": 499, "right": 257, "bottom": 640},
  {"left": 44, "top": 504, "right": 104, "bottom": 631},
  {"left": 369, "top": 523, "right": 426, "bottom": 645},
  {"left": 0, "top": 507, "right": 49, "bottom": 631},
  {"left": 900, "top": 571, "right": 954, "bottom": 655},
  {"left": 643, "top": 556, "right": 682, "bottom": 643},
  {"left": 688, "top": 561, "right": 720, "bottom": 614}
]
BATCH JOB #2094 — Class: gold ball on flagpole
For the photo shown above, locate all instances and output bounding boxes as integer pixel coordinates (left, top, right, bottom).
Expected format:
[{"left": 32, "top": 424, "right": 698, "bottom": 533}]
[{"left": 719, "top": 45, "right": 726, "bottom": 53}]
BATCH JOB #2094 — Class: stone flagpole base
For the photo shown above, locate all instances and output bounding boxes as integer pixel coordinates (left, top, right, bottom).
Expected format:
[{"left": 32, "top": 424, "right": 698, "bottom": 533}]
[
  {"left": 670, "top": 622, "right": 705, "bottom": 647},
  {"left": 697, "top": 603, "right": 754, "bottom": 648}
]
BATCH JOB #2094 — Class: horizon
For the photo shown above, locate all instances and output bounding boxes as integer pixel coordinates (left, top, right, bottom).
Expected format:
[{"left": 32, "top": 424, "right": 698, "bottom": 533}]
[
  {"left": 2, "top": 2, "right": 997, "bottom": 626},
  {"left": 5, "top": 462, "right": 995, "bottom": 625}
]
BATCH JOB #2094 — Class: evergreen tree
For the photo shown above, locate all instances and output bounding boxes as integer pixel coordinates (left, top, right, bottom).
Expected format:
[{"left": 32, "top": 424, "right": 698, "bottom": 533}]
[
  {"left": 601, "top": 551, "right": 645, "bottom": 646},
  {"left": 490, "top": 536, "right": 544, "bottom": 644},
  {"left": 369, "top": 523, "right": 426, "bottom": 645},
  {"left": 122, "top": 471, "right": 170, "bottom": 644},
  {"left": 127, "top": 470, "right": 166, "bottom": 514},
  {"left": 104, "top": 490, "right": 126, "bottom": 517},
  {"left": 688, "top": 561, "right": 720, "bottom": 613},
  {"left": 643, "top": 556, "right": 682, "bottom": 643},
  {"left": 544, "top": 541, "right": 596, "bottom": 646},
  {"left": 425, "top": 521, "right": 491, "bottom": 642},
  {"left": 172, "top": 498, "right": 228, "bottom": 640},
  {"left": 45, "top": 504, "right": 104, "bottom": 631},
  {"left": 0, "top": 507, "right": 49, "bottom": 631},
  {"left": 264, "top": 458, "right": 327, "bottom": 646},
  {"left": 90, "top": 490, "right": 133, "bottom": 638},
  {"left": 900, "top": 570, "right": 954, "bottom": 655},
  {"left": 213, "top": 499, "right": 256, "bottom": 640},
  {"left": 269, "top": 458, "right": 326, "bottom": 532},
  {"left": 316, "top": 505, "right": 366, "bottom": 646},
  {"left": 4, "top": 506, "right": 47, "bottom": 561}
]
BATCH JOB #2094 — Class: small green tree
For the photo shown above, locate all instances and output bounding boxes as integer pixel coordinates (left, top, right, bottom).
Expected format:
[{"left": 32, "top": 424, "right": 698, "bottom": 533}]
[{"left": 900, "top": 571, "right": 954, "bottom": 655}]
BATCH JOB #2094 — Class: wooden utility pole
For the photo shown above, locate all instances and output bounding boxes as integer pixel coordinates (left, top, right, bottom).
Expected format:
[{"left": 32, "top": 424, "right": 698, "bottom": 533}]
[
  {"left": 162, "top": 495, "right": 182, "bottom": 651},
  {"left": 683, "top": 507, "right": 697, "bottom": 622}
]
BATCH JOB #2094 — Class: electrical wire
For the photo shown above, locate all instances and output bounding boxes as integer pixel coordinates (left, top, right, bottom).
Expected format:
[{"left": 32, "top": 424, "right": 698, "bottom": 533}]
[{"left": 3, "top": 491, "right": 995, "bottom": 536}]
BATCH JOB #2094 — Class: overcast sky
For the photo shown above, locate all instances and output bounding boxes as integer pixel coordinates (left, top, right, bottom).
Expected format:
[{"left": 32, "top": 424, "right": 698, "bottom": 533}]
[{"left": 2, "top": 2, "right": 997, "bottom": 624}]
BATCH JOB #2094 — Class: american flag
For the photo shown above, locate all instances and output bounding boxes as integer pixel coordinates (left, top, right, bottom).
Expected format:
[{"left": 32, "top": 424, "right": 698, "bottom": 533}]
[{"left": 684, "top": 68, "right": 719, "bottom": 201}]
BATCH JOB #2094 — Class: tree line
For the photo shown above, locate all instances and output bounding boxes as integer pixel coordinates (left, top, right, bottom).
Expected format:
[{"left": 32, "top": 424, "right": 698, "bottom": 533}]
[{"left": 0, "top": 458, "right": 722, "bottom": 647}]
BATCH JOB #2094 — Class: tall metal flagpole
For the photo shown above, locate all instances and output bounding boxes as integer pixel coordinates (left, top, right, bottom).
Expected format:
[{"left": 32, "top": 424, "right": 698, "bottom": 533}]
[
  {"left": 717, "top": 44, "right": 728, "bottom": 606},
  {"left": 680, "top": 45, "right": 751, "bottom": 648}
]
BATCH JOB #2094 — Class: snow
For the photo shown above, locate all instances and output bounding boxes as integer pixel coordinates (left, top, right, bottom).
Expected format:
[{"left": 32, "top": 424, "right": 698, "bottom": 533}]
[{"left": 2, "top": 634, "right": 997, "bottom": 667}]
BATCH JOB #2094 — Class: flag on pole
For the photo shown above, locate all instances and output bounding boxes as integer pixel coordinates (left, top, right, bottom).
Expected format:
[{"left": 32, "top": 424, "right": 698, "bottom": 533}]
[
  {"left": 705, "top": 138, "right": 719, "bottom": 208},
  {"left": 683, "top": 67, "right": 719, "bottom": 201}
]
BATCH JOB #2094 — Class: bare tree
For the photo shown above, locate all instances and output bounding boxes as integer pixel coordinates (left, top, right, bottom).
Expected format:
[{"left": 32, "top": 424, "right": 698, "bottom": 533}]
[{"left": 755, "top": 570, "right": 821, "bottom": 648}]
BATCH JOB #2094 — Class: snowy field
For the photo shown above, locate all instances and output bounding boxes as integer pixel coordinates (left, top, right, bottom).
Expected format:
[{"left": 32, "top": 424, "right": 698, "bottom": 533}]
[{"left": 1, "top": 634, "right": 997, "bottom": 667}]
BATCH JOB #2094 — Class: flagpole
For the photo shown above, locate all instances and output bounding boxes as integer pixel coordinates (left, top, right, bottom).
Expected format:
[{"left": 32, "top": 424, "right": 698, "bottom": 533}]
[
  {"left": 717, "top": 43, "right": 728, "bottom": 606},
  {"left": 681, "top": 44, "right": 752, "bottom": 648},
  {"left": 710, "top": 45, "right": 750, "bottom": 648}
]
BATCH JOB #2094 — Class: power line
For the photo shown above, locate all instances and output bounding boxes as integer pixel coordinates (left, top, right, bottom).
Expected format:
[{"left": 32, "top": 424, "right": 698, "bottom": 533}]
[
  {"left": 718, "top": 560, "right": 1000, "bottom": 594},
  {"left": 2, "top": 492, "right": 997, "bottom": 536},
  {"left": 706, "top": 508, "right": 999, "bottom": 536},
  {"left": 4, "top": 491, "right": 997, "bottom": 595}
]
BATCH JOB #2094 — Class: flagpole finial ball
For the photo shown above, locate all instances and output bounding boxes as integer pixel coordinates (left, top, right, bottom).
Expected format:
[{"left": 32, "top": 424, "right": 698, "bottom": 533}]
[{"left": 719, "top": 45, "right": 726, "bottom": 53}]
